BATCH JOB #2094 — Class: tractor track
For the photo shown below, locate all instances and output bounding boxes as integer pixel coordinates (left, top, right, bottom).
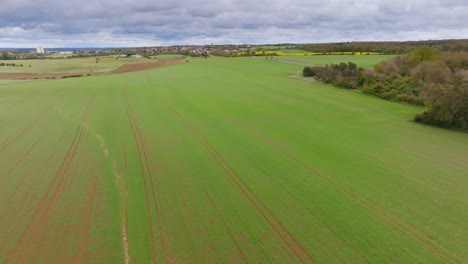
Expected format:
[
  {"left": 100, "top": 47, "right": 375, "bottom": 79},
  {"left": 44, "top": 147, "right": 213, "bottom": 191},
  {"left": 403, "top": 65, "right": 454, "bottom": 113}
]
[
  {"left": 76, "top": 174, "right": 99, "bottom": 264},
  {"left": 0, "top": 134, "right": 45, "bottom": 186},
  {"left": 123, "top": 90, "right": 158, "bottom": 263},
  {"left": 156, "top": 97, "right": 315, "bottom": 264},
  {"left": 117, "top": 91, "right": 130, "bottom": 264},
  {"left": 124, "top": 89, "right": 175, "bottom": 263},
  {"left": 0, "top": 89, "right": 66, "bottom": 155},
  {"left": 7, "top": 96, "right": 95, "bottom": 264},
  {"left": 201, "top": 183, "right": 248, "bottom": 264}
]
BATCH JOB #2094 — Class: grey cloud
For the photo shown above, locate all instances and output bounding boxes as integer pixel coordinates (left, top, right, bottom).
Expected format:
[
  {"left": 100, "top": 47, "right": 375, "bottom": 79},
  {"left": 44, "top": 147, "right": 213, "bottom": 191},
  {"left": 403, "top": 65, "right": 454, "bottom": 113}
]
[{"left": 0, "top": 0, "right": 467, "bottom": 47}]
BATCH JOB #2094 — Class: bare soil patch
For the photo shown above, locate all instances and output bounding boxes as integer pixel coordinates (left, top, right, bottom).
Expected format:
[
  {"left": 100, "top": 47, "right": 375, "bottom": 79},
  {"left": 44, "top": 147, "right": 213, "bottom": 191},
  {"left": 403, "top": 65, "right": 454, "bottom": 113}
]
[{"left": 111, "top": 58, "right": 185, "bottom": 74}]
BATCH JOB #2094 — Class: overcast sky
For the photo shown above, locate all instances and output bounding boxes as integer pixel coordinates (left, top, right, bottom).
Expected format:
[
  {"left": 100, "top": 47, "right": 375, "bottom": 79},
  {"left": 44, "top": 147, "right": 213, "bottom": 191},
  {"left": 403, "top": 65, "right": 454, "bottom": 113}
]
[{"left": 0, "top": 0, "right": 467, "bottom": 48}]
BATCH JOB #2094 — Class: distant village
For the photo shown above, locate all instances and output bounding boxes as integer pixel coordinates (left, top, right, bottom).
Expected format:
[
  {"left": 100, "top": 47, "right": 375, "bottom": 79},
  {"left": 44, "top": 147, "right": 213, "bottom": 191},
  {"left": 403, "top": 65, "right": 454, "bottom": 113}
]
[{"left": 0, "top": 44, "right": 259, "bottom": 60}]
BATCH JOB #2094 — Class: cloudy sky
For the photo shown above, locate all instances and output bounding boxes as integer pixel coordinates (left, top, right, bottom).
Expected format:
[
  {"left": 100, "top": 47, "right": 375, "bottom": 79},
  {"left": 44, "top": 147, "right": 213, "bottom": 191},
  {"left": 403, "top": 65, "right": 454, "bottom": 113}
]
[{"left": 0, "top": 0, "right": 467, "bottom": 48}]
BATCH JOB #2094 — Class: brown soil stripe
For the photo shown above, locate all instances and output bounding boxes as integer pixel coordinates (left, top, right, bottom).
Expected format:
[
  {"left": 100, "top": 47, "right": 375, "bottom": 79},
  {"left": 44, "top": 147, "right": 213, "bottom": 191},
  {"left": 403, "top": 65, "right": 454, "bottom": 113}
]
[
  {"left": 230, "top": 116, "right": 464, "bottom": 264},
  {"left": 76, "top": 175, "right": 99, "bottom": 264},
  {"left": 111, "top": 59, "right": 185, "bottom": 74},
  {"left": 0, "top": 134, "right": 64, "bottom": 254},
  {"left": 7, "top": 96, "right": 95, "bottom": 264},
  {"left": 158, "top": 100, "right": 315, "bottom": 264},
  {"left": 123, "top": 90, "right": 158, "bottom": 263},
  {"left": 138, "top": 131, "right": 176, "bottom": 263},
  {"left": 201, "top": 183, "right": 248, "bottom": 263}
]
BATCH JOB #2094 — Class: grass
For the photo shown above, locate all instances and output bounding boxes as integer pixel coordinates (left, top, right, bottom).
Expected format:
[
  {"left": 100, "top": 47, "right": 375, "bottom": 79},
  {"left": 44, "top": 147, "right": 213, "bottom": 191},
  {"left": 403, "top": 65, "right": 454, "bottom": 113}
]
[{"left": 0, "top": 57, "right": 466, "bottom": 263}]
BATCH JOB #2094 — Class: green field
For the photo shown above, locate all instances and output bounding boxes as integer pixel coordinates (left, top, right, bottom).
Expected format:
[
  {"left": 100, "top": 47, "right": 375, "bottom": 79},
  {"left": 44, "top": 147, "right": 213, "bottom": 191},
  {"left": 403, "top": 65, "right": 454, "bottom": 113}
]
[
  {"left": 0, "top": 57, "right": 466, "bottom": 263},
  {"left": 271, "top": 55, "right": 395, "bottom": 68}
]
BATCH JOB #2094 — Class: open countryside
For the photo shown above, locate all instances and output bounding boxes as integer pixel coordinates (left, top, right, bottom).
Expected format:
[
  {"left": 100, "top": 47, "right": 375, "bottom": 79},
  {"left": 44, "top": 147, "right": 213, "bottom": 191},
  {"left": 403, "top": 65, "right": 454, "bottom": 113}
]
[{"left": 0, "top": 55, "right": 466, "bottom": 263}]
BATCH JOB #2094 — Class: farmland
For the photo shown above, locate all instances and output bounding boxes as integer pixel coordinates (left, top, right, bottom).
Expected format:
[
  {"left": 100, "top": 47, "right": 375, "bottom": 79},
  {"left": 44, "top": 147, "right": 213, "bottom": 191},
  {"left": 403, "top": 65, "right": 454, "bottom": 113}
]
[
  {"left": 0, "top": 57, "right": 185, "bottom": 80},
  {"left": 0, "top": 56, "right": 150, "bottom": 74},
  {"left": 271, "top": 54, "right": 395, "bottom": 68},
  {"left": 0, "top": 56, "right": 467, "bottom": 263}
]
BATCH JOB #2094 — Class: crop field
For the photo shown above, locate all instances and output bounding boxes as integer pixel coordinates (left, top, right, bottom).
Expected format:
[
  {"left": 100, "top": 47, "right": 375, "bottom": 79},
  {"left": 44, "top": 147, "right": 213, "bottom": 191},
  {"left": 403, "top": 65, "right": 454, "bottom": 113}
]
[
  {"left": 270, "top": 55, "right": 395, "bottom": 68},
  {"left": 0, "top": 57, "right": 466, "bottom": 263},
  {"left": 0, "top": 56, "right": 150, "bottom": 74}
]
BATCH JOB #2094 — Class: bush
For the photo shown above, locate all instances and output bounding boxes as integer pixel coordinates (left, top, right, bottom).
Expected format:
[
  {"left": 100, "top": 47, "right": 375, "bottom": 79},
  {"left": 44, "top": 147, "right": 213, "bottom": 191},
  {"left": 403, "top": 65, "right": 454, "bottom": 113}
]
[
  {"left": 303, "top": 62, "right": 361, "bottom": 89},
  {"left": 303, "top": 66, "right": 317, "bottom": 77}
]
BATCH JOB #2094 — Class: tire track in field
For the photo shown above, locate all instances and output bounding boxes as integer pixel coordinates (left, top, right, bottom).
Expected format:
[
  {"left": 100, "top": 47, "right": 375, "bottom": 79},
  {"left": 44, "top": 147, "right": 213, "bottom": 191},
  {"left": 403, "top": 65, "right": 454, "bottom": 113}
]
[
  {"left": 0, "top": 134, "right": 44, "bottom": 186},
  {"left": 229, "top": 116, "right": 464, "bottom": 264},
  {"left": 0, "top": 129, "right": 68, "bottom": 254},
  {"left": 123, "top": 90, "right": 157, "bottom": 263},
  {"left": 200, "top": 183, "right": 248, "bottom": 264},
  {"left": 124, "top": 89, "right": 176, "bottom": 263},
  {"left": 244, "top": 109, "right": 466, "bottom": 258},
  {"left": 123, "top": 143, "right": 128, "bottom": 169},
  {"left": 7, "top": 96, "right": 95, "bottom": 264},
  {"left": 0, "top": 114, "right": 46, "bottom": 153},
  {"left": 119, "top": 96, "right": 130, "bottom": 264},
  {"left": 0, "top": 127, "right": 29, "bottom": 152},
  {"left": 139, "top": 132, "right": 176, "bottom": 264},
  {"left": 156, "top": 98, "right": 315, "bottom": 264},
  {"left": 122, "top": 145, "right": 131, "bottom": 264},
  {"left": 104, "top": 92, "right": 131, "bottom": 264},
  {"left": 0, "top": 91, "right": 65, "bottom": 155},
  {"left": 245, "top": 85, "right": 467, "bottom": 192},
  {"left": 221, "top": 81, "right": 463, "bottom": 194},
  {"left": 353, "top": 146, "right": 466, "bottom": 193},
  {"left": 76, "top": 174, "right": 99, "bottom": 264}
]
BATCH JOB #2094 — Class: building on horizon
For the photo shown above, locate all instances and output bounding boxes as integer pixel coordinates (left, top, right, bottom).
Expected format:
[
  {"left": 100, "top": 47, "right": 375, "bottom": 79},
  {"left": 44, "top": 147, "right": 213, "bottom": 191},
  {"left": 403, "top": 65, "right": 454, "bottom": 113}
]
[{"left": 36, "top": 46, "right": 45, "bottom": 54}]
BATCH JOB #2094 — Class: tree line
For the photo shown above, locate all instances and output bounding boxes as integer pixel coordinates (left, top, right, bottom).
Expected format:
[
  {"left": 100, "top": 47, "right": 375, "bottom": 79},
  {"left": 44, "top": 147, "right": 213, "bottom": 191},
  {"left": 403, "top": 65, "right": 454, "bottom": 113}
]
[
  {"left": 303, "top": 48, "right": 468, "bottom": 132},
  {"left": 299, "top": 39, "right": 468, "bottom": 55}
]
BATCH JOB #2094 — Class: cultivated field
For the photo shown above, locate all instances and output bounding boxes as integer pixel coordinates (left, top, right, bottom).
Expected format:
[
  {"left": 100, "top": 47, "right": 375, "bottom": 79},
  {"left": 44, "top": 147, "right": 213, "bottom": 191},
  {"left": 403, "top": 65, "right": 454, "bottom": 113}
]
[
  {"left": 271, "top": 55, "right": 395, "bottom": 68},
  {"left": 0, "top": 57, "right": 466, "bottom": 263},
  {"left": 0, "top": 57, "right": 185, "bottom": 80},
  {"left": 0, "top": 56, "right": 150, "bottom": 74}
]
